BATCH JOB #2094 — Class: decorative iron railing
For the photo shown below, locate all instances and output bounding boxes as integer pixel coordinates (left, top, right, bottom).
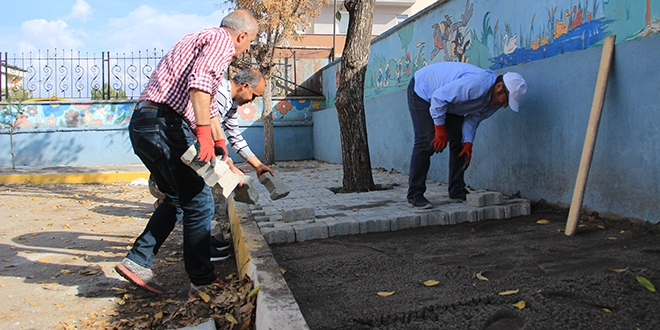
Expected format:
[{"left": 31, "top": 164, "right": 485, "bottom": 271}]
[
  {"left": 1, "top": 49, "right": 164, "bottom": 101},
  {"left": 1, "top": 47, "right": 324, "bottom": 101}
]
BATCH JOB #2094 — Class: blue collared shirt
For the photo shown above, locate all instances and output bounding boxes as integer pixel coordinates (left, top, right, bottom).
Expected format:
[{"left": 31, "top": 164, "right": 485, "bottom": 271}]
[{"left": 413, "top": 62, "right": 500, "bottom": 143}]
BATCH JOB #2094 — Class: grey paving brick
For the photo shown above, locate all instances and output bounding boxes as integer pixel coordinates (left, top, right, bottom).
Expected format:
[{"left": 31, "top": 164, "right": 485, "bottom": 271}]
[
  {"left": 233, "top": 176, "right": 259, "bottom": 204},
  {"left": 446, "top": 207, "right": 469, "bottom": 224},
  {"left": 390, "top": 214, "right": 421, "bottom": 231},
  {"left": 358, "top": 216, "right": 391, "bottom": 233},
  {"left": 292, "top": 221, "right": 328, "bottom": 242},
  {"left": 466, "top": 191, "right": 504, "bottom": 207},
  {"left": 321, "top": 217, "right": 361, "bottom": 237},
  {"left": 419, "top": 211, "right": 449, "bottom": 226},
  {"left": 260, "top": 225, "right": 296, "bottom": 244},
  {"left": 254, "top": 215, "right": 271, "bottom": 223},
  {"left": 281, "top": 207, "right": 315, "bottom": 222},
  {"left": 258, "top": 172, "right": 291, "bottom": 200},
  {"left": 480, "top": 205, "right": 506, "bottom": 220}
]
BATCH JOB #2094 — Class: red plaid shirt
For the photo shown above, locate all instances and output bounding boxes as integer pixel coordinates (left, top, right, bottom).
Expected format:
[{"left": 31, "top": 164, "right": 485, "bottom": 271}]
[{"left": 140, "top": 27, "right": 235, "bottom": 128}]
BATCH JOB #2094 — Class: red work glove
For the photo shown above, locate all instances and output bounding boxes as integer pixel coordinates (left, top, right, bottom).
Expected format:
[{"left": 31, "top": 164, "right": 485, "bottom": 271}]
[
  {"left": 459, "top": 142, "right": 473, "bottom": 170},
  {"left": 432, "top": 125, "right": 448, "bottom": 152},
  {"left": 214, "top": 139, "right": 228, "bottom": 161},
  {"left": 195, "top": 125, "right": 215, "bottom": 162}
]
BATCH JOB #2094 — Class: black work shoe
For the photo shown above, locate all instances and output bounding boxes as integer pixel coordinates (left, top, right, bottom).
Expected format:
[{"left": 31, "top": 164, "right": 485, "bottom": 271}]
[
  {"left": 449, "top": 188, "right": 470, "bottom": 201},
  {"left": 210, "top": 236, "right": 231, "bottom": 251},
  {"left": 210, "top": 246, "right": 229, "bottom": 262},
  {"left": 408, "top": 196, "right": 433, "bottom": 209},
  {"left": 189, "top": 278, "right": 226, "bottom": 298}
]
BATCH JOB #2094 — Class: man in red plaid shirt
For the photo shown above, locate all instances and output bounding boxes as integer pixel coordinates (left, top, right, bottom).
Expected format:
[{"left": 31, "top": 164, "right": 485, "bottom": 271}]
[{"left": 116, "top": 9, "right": 258, "bottom": 296}]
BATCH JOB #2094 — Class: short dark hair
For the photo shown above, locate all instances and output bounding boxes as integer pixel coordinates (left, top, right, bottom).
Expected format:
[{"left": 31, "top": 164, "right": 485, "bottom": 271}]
[{"left": 232, "top": 68, "right": 263, "bottom": 89}]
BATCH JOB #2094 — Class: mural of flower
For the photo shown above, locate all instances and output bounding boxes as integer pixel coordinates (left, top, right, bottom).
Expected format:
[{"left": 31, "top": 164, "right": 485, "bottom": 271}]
[
  {"left": 74, "top": 103, "right": 92, "bottom": 111},
  {"left": 312, "top": 100, "right": 322, "bottom": 110},
  {"left": 65, "top": 109, "right": 81, "bottom": 127},
  {"left": 292, "top": 99, "right": 311, "bottom": 110},
  {"left": 46, "top": 116, "right": 57, "bottom": 126},
  {"left": 42, "top": 104, "right": 64, "bottom": 117},
  {"left": 239, "top": 103, "right": 257, "bottom": 120},
  {"left": 27, "top": 106, "right": 38, "bottom": 117},
  {"left": 14, "top": 114, "right": 31, "bottom": 128},
  {"left": 275, "top": 100, "right": 293, "bottom": 115}
]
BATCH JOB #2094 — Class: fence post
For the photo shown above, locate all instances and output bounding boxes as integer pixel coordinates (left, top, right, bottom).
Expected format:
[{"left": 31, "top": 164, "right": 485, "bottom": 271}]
[{"left": 102, "top": 51, "right": 110, "bottom": 100}]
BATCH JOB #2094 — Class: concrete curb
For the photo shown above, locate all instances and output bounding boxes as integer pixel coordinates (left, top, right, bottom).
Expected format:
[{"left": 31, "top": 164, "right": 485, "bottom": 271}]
[
  {"left": 228, "top": 198, "right": 310, "bottom": 330},
  {"left": 0, "top": 171, "right": 150, "bottom": 184}
]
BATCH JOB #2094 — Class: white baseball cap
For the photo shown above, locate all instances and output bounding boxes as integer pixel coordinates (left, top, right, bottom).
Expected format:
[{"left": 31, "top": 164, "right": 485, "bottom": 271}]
[{"left": 503, "top": 72, "right": 527, "bottom": 112}]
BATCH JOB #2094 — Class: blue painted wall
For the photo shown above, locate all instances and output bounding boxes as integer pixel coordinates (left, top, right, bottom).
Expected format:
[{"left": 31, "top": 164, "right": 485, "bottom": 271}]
[
  {"left": 314, "top": 0, "right": 660, "bottom": 223},
  {"left": 0, "top": 98, "right": 316, "bottom": 167}
]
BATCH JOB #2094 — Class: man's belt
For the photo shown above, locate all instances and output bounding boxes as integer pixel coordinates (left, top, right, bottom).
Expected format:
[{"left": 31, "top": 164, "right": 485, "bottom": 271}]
[{"left": 136, "top": 100, "right": 160, "bottom": 109}]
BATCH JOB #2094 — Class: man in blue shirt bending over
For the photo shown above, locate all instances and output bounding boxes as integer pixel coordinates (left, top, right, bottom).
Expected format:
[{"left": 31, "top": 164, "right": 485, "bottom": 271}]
[{"left": 407, "top": 62, "right": 527, "bottom": 208}]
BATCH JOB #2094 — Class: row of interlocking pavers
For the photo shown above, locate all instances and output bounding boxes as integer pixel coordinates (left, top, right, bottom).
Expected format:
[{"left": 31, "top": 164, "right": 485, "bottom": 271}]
[{"left": 236, "top": 161, "right": 531, "bottom": 244}]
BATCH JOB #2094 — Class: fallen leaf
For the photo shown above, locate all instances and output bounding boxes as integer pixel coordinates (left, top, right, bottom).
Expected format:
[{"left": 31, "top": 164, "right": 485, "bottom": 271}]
[
  {"left": 225, "top": 313, "right": 238, "bottom": 325},
  {"left": 536, "top": 219, "right": 550, "bottom": 225},
  {"left": 198, "top": 291, "right": 211, "bottom": 302},
  {"left": 636, "top": 276, "right": 656, "bottom": 292},
  {"left": 602, "top": 308, "right": 612, "bottom": 313},
  {"left": 87, "top": 312, "right": 97, "bottom": 319},
  {"left": 422, "top": 279, "right": 440, "bottom": 287},
  {"left": 377, "top": 291, "right": 395, "bottom": 297},
  {"left": 597, "top": 225, "right": 605, "bottom": 230},
  {"left": 578, "top": 224, "right": 587, "bottom": 228},
  {"left": 607, "top": 237, "right": 617, "bottom": 241},
  {"left": 154, "top": 311, "right": 163, "bottom": 319},
  {"left": 608, "top": 267, "right": 629, "bottom": 273},
  {"left": 37, "top": 256, "right": 52, "bottom": 263},
  {"left": 29, "top": 302, "right": 40, "bottom": 306},
  {"left": 476, "top": 272, "right": 489, "bottom": 281},
  {"left": 512, "top": 300, "right": 526, "bottom": 310},
  {"left": 498, "top": 289, "right": 520, "bottom": 296},
  {"left": 60, "top": 269, "right": 71, "bottom": 275},
  {"left": 53, "top": 303, "right": 65, "bottom": 308},
  {"left": 248, "top": 284, "right": 261, "bottom": 298}
]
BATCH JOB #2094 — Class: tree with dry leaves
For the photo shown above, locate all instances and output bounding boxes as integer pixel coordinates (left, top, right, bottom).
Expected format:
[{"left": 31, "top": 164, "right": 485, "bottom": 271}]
[
  {"left": 334, "top": 0, "right": 376, "bottom": 192},
  {"left": 227, "top": 0, "right": 327, "bottom": 165}
]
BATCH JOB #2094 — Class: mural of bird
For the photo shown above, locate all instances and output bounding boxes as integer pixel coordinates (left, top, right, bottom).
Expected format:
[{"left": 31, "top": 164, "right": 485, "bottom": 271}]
[{"left": 554, "top": 9, "right": 570, "bottom": 39}]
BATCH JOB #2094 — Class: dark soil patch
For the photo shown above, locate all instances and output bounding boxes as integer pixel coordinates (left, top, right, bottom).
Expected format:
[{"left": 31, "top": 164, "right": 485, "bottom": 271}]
[{"left": 271, "top": 203, "right": 660, "bottom": 330}]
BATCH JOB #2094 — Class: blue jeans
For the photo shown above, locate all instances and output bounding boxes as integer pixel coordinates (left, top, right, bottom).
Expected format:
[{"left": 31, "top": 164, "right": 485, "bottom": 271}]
[
  {"left": 407, "top": 78, "right": 467, "bottom": 201},
  {"left": 127, "top": 102, "right": 216, "bottom": 285}
]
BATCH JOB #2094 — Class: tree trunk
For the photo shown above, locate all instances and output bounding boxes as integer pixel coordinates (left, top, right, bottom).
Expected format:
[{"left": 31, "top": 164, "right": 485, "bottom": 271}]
[
  {"left": 334, "top": 0, "right": 376, "bottom": 192},
  {"left": 262, "top": 75, "right": 275, "bottom": 165}
]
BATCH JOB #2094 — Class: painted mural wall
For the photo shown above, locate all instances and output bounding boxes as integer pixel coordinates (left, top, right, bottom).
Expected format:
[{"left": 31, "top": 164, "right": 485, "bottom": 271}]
[
  {"left": 0, "top": 98, "right": 319, "bottom": 167},
  {"left": 314, "top": 0, "right": 660, "bottom": 223},
  {"left": 323, "top": 0, "right": 659, "bottom": 105}
]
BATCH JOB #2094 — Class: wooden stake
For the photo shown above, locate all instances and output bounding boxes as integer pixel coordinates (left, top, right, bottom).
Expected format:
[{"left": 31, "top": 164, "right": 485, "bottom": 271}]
[{"left": 565, "top": 35, "right": 616, "bottom": 236}]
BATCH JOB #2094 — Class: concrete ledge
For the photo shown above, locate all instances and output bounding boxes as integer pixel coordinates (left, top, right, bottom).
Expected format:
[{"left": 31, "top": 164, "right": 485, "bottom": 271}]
[{"left": 228, "top": 199, "right": 309, "bottom": 330}]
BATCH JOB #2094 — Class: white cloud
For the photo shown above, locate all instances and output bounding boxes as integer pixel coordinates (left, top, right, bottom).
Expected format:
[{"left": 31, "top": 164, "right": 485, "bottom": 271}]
[
  {"left": 67, "top": 0, "right": 93, "bottom": 21},
  {"left": 103, "top": 5, "right": 228, "bottom": 53},
  {"left": 18, "top": 19, "right": 83, "bottom": 53}
]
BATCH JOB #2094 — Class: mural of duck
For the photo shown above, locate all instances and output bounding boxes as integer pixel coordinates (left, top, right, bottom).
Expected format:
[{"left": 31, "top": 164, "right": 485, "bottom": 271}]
[
  {"left": 554, "top": 9, "right": 570, "bottom": 39},
  {"left": 503, "top": 33, "right": 518, "bottom": 54},
  {"left": 572, "top": 5, "right": 583, "bottom": 29}
]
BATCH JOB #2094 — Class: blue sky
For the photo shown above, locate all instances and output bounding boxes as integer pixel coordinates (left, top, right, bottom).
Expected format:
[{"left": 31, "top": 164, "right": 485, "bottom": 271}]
[{"left": 0, "top": 0, "right": 235, "bottom": 56}]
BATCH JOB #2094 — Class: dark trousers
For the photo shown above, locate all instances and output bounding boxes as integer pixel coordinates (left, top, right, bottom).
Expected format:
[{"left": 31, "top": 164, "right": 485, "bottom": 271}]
[
  {"left": 127, "top": 102, "right": 216, "bottom": 285},
  {"left": 407, "top": 78, "right": 467, "bottom": 201}
]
